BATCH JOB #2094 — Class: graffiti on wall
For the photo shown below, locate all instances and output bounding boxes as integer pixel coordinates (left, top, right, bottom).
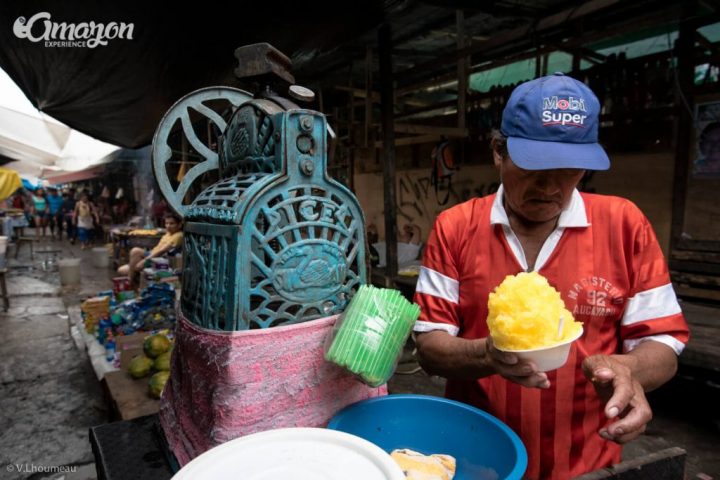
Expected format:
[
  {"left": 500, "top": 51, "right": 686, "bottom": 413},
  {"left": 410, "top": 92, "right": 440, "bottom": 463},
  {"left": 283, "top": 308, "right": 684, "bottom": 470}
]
[{"left": 396, "top": 173, "right": 500, "bottom": 223}]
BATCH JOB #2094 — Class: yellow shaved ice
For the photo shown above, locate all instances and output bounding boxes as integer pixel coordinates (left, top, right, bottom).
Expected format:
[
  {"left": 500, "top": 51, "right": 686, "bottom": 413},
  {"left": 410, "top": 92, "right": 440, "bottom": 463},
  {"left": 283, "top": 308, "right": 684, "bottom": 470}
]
[{"left": 487, "top": 271, "right": 582, "bottom": 350}]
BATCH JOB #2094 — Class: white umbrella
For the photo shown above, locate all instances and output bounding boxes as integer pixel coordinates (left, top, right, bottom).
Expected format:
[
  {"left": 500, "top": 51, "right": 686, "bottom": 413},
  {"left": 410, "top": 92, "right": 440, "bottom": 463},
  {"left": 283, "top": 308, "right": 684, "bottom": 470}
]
[{"left": 0, "top": 67, "right": 119, "bottom": 170}]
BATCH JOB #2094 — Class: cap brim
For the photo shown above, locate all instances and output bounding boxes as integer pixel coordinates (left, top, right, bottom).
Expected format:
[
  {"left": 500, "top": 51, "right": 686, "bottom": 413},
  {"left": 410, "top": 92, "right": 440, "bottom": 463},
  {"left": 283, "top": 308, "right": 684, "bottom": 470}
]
[{"left": 507, "top": 136, "right": 610, "bottom": 171}]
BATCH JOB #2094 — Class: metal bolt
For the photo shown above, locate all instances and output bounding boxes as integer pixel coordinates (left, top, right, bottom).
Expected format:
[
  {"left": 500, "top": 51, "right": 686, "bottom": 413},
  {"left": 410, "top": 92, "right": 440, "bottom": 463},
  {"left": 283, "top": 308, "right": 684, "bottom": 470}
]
[
  {"left": 300, "top": 158, "right": 315, "bottom": 176},
  {"left": 296, "top": 134, "right": 313, "bottom": 154},
  {"left": 300, "top": 115, "right": 313, "bottom": 132}
]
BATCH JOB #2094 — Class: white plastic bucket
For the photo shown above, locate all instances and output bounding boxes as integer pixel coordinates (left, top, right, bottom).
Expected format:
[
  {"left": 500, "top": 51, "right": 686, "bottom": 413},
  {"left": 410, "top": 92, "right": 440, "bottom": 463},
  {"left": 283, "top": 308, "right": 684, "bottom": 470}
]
[
  {"left": 59, "top": 258, "right": 81, "bottom": 285},
  {"left": 92, "top": 247, "right": 110, "bottom": 268},
  {"left": 0, "top": 236, "right": 7, "bottom": 255}
]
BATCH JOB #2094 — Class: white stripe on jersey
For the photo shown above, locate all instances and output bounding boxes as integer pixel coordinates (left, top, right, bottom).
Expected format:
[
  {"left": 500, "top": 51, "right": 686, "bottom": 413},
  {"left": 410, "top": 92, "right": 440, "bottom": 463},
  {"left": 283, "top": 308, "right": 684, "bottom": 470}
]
[
  {"left": 416, "top": 266, "right": 460, "bottom": 304},
  {"left": 621, "top": 283, "right": 682, "bottom": 326},
  {"left": 623, "top": 334, "right": 686, "bottom": 355},
  {"left": 413, "top": 320, "right": 460, "bottom": 336}
]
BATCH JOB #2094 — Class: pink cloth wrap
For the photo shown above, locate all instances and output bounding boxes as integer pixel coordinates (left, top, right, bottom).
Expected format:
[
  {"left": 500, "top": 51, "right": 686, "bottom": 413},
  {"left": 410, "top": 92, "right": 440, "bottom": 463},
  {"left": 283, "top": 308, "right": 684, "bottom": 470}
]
[{"left": 159, "top": 312, "right": 387, "bottom": 465}]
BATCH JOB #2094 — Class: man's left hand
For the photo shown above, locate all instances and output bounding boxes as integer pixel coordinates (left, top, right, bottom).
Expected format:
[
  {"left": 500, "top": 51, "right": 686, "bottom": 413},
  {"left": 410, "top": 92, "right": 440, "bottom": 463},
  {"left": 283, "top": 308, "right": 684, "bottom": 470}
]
[
  {"left": 582, "top": 355, "right": 652, "bottom": 444},
  {"left": 135, "top": 260, "right": 146, "bottom": 271}
]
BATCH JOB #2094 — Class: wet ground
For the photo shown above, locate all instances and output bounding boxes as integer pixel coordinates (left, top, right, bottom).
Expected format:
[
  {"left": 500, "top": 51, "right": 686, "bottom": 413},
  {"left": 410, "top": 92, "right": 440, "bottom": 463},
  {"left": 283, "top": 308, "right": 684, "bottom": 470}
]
[
  {"left": 0, "top": 235, "right": 112, "bottom": 480},
  {"left": 0, "top": 232, "right": 718, "bottom": 479}
]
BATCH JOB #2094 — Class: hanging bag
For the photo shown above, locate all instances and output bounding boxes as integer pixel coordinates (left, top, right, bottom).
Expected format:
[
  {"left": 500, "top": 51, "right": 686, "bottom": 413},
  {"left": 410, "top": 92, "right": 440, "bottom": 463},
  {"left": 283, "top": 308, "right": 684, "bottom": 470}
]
[{"left": 430, "top": 139, "right": 457, "bottom": 206}]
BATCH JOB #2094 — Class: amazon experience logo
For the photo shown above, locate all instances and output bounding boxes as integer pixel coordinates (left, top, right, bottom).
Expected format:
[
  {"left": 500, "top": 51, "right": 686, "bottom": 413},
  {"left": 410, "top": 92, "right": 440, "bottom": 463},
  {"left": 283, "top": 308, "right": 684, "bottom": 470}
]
[{"left": 13, "top": 12, "right": 134, "bottom": 48}]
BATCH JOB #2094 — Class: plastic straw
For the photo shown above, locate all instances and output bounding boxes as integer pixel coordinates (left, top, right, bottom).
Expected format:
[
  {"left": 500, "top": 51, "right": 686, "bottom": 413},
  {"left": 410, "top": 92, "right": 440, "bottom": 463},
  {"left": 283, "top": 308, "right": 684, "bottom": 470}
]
[{"left": 325, "top": 285, "right": 421, "bottom": 386}]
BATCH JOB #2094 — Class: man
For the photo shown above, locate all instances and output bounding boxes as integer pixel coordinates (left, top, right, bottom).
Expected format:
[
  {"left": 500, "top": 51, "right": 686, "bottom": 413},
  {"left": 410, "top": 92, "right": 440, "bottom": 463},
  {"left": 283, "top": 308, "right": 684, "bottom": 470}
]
[
  {"left": 60, "top": 190, "right": 77, "bottom": 243},
  {"left": 117, "top": 212, "right": 183, "bottom": 287},
  {"left": 413, "top": 73, "right": 689, "bottom": 479},
  {"left": 46, "top": 187, "right": 64, "bottom": 240}
]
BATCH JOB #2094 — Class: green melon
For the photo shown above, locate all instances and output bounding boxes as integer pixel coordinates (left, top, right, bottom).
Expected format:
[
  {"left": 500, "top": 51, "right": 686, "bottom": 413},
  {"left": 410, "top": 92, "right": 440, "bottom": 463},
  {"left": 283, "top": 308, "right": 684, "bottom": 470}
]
[
  {"left": 148, "top": 371, "right": 170, "bottom": 398},
  {"left": 143, "top": 334, "right": 171, "bottom": 358},
  {"left": 128, "top": 355, "right": 153, "bottom": 379},
  {"left": 153, "top": 351, "right": 171, "bottom": 372}
]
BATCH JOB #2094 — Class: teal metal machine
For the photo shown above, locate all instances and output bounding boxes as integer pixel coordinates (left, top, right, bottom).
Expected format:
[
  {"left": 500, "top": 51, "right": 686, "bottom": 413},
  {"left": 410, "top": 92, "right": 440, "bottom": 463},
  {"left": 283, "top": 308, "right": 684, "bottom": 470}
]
[{"left": 152, "top": 45, "right": 366, "bottom": 330}]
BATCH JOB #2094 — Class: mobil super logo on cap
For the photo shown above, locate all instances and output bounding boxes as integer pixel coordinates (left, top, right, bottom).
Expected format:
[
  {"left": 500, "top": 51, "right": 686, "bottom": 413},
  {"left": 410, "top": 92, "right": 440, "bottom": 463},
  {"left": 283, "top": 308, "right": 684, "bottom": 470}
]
[{"left": 541, "top": 96, "right": 587, "bottom": 127}]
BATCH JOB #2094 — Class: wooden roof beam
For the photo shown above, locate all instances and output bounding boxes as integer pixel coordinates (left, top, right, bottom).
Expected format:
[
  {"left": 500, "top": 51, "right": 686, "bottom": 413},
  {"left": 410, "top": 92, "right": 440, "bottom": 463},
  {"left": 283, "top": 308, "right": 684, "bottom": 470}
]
[{"left": 395, "top": 0, "right": 622, "bottom": 83}]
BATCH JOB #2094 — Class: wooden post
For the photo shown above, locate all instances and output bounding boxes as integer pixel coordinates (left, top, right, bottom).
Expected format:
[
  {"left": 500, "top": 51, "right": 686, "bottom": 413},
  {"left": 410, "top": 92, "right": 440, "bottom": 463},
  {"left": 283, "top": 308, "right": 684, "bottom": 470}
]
[
  {"left": 456, "top": 10, "right": 468, "bottom": 131},
  {"left": 348, "top": 63, "right": 355, "bottom": 145},
  {"left": 379, "top": 23, "right": 398, "bottom": 282},
  {"left": 365, "top": 46, "right": 373, "bottom": 148},
  {"left": 670, "top": 7, "right": 696, "bottom": 251},
  {"left": 456, "top": 10, "right": 469, "bottom": 164}
]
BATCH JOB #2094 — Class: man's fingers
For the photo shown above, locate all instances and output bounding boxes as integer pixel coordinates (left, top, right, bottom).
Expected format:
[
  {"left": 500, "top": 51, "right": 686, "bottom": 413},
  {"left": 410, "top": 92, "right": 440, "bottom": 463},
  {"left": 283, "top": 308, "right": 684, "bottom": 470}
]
[
  {"left": 506, "top": 372, "right": 550, "bottom": 389},
  {"left": 582, "top": 355, "right": 615, "bottom": 382},
  {"left": 604, "top": 374, "right": 635, "bottom": 419},
  {"left": 486, "top": 336, "right": 518, "bottom": 365}
]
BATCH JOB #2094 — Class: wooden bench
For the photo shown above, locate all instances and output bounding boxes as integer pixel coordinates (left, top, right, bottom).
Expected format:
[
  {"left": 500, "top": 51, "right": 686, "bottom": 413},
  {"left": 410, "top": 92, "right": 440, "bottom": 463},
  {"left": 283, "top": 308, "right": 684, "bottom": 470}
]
[
  {"left": 102, "top": 370, "right": 160, "bottom": 421},
  {"left": 13, "top": 236, "right": 35, "bottom": 260},
  {"left": 575, "top": 447, "right": 686, "bottom": 480}
]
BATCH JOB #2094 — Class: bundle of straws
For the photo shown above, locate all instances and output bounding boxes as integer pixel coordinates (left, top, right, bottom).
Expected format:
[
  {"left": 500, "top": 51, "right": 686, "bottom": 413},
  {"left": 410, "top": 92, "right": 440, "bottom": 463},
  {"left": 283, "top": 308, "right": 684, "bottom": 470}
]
[{"left": 325, "top": 285, "right": 421, "bottom": 386}]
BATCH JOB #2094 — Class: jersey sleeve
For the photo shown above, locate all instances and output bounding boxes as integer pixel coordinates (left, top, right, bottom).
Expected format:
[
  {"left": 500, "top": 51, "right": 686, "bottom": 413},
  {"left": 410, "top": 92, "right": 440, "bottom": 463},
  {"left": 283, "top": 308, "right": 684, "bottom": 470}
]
[
  {"left": 620, "top": 209, "right": 689, "bottom": 355},
  {"left": 413, "top": 211, "right": 461, "bottom": 336}
]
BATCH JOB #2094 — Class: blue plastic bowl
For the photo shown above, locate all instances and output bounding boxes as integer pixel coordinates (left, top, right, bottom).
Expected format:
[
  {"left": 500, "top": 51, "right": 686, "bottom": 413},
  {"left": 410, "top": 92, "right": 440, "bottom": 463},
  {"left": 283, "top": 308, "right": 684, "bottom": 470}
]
[{"left": 327, "top": 394, "right": 527, "bottom": 480}]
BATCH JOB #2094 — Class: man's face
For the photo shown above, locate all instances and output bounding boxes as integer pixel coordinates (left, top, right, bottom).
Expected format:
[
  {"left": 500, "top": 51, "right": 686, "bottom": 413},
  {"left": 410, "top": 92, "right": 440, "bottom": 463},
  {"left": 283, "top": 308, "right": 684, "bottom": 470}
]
[
  {"left": 494, "top": 150, "right": 584, "bottom": 223},
  {"left": 165, "top": 218, "right": 181, "bottom": 233}
]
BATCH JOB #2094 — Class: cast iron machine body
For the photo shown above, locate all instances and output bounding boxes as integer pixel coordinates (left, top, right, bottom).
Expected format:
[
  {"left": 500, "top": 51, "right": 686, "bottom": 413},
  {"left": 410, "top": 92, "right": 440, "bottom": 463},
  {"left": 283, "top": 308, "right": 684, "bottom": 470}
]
[{"left": 152, "top": 45, "right": 366, "bottom": 331}]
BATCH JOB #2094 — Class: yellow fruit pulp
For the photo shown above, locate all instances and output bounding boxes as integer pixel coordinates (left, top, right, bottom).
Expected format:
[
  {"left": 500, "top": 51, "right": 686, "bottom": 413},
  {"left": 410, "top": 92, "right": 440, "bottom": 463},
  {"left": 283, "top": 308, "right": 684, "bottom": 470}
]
[{"left": 487, "top": 271, "right": 582, "bottom": 350}]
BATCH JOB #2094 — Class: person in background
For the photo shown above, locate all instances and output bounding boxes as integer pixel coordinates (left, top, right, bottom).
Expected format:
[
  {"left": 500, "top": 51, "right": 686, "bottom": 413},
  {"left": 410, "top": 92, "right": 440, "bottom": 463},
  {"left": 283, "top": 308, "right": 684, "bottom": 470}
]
[
  {"left": 117, "top": 212, "right": 183, "bottom": 288},
  {"left": 694, "top": 121, "right": 720, "bottom": 176},
  {"left": 11, "top": 188, "right": 26, "bottom": 211},
  {"left": 46, "top": 187, "right": 64, "bottom": 240},
  {"left": 413, "top": 73, "right": 689, "bottom": 478},
  {"left": 372, "top": 222, "right": 423, "bottom": 269},
  {"left": 60, "top": 191, "right": 77, "bottom": 243},
  {"left": 73, "top": 193, "right": 99, "bottom": 250},
  {"left": 152, "top": 198, "right": 170, "bottom": 227},
  {"left": 31, "top": 188, "right": 48, "bottom": 239},
  {"left": 367, "top": 223, "right": 381, "bottom": 267}
]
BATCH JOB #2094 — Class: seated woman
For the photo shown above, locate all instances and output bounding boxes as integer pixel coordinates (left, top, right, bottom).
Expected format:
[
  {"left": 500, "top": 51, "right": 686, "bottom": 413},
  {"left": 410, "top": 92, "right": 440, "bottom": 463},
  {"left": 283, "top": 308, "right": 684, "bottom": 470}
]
[{"left": 118, "top": 212, "right": 183, "bottom": 287}]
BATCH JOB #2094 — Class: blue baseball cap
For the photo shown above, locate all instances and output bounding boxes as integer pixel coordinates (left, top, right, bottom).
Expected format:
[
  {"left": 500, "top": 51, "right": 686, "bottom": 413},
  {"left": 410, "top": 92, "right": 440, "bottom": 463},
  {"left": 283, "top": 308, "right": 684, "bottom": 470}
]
[{"left": 500, "top": 72, "right": 610, "bottom": 170}]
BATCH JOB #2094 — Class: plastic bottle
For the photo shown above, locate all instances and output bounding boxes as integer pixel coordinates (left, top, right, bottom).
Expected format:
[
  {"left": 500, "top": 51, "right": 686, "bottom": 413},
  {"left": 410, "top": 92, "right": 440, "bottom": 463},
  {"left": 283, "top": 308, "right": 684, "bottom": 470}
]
[
  {"left": 98, "top": 318, "right": 111, "bottom": 344},
  {"left": 105, "top": 334, "right": 116, "bottom": 362}
]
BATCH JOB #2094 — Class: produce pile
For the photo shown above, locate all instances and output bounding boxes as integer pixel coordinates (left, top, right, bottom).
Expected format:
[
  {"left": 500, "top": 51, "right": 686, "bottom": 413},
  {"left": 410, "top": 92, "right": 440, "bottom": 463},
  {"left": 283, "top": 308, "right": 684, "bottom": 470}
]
[{"left": 128, "top": 333, "right": 173, "bottom": 398}]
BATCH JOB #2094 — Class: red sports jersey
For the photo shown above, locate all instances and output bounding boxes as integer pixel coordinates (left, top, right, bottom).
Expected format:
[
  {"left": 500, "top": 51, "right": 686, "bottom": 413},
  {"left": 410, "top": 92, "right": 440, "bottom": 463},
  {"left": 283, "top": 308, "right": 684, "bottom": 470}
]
[{"left": 413, "top": 187, "right": 689, "bottom": 479}]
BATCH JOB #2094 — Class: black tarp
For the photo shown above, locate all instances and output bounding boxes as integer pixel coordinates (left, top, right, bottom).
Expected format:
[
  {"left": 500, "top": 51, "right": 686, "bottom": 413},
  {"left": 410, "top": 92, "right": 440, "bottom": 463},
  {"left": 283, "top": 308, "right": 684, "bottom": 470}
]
[{"left": 0, "top": 1, "right": 384, "bottom": 148}]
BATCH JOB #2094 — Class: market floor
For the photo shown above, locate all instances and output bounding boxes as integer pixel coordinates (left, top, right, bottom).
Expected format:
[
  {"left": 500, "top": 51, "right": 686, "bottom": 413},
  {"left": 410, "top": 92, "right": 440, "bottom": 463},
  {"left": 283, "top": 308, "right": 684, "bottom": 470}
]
[
  {"left": 0, "top": 234, "right": 112, "bottom": 480},
  {"left": 1, "top": 233, "right": 718, "bottom": 479}
]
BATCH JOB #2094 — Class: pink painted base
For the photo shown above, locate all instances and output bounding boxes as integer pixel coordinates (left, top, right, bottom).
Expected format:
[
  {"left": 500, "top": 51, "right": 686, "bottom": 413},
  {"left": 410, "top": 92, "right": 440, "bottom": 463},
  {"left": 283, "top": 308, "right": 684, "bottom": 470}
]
[{"left": 159, "top": 313, "right": 387, "bottom": 465}]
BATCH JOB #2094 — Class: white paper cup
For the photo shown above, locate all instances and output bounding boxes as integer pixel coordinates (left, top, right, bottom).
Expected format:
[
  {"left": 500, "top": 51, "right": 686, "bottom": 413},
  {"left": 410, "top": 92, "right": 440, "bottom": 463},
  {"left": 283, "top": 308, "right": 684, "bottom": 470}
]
[{"left": 497, "top": 328, "right": 584, "bottom": 372}]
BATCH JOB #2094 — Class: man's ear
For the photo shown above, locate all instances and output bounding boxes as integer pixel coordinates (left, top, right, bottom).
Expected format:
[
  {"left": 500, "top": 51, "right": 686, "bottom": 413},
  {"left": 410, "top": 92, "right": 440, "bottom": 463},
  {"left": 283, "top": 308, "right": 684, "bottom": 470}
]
[{"left": 492, "top": 149, "right": 504, "bottom": 168}]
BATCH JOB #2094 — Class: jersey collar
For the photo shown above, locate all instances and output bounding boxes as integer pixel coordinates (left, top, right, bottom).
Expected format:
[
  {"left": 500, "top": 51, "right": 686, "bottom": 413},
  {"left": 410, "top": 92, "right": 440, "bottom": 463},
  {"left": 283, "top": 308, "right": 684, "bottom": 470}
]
[{"left": 490, "top": 185, "right": 590, "bottom": 228}]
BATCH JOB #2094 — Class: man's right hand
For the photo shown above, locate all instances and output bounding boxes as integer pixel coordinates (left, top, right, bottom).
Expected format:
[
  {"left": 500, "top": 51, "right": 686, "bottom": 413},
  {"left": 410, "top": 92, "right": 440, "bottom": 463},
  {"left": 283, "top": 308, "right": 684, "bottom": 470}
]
[{"left": 486, "top": 336, "right": 551, "bottom": 389}]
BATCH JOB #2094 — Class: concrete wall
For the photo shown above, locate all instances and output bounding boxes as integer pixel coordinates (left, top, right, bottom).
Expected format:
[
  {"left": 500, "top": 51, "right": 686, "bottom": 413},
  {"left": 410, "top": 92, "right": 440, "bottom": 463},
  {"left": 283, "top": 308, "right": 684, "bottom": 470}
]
[{"left": 354, "top": 150, "right": 676, "bottom": 255}]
